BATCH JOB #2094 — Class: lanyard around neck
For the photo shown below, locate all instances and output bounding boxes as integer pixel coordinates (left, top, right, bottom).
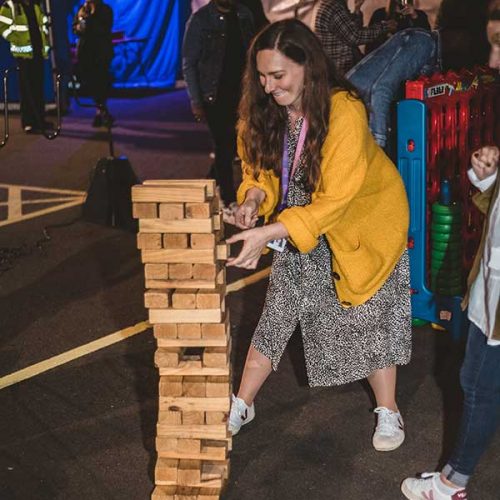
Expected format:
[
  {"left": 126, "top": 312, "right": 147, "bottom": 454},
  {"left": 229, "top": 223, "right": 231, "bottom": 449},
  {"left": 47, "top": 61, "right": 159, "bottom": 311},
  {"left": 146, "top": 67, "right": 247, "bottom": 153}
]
[{"left": 279, "top": 117, "right": 308, "bottom": 211}]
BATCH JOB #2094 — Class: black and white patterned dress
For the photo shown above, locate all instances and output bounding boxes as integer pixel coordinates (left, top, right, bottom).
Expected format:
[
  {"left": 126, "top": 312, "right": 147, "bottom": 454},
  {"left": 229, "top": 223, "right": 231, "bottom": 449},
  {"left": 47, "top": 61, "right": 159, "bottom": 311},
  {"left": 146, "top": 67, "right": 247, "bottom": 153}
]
[{"left": 251, "top": 116, "right": 412, "bottom": 386}]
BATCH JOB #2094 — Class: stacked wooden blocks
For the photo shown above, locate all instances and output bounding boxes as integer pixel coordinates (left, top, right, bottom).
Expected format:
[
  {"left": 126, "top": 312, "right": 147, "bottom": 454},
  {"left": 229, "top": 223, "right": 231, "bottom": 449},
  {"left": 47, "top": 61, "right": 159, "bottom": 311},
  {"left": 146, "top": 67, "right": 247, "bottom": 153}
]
[{"left": 132, "top": 180, "right": 232, "bottom": 500}]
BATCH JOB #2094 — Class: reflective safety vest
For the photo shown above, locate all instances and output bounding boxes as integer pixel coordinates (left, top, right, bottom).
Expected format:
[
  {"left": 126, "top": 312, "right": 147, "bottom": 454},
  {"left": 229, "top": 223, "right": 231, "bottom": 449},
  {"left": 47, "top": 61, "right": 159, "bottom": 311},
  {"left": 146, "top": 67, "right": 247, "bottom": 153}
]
[{"left": 0, "top": 0, "right": 50, "bottom": 59}]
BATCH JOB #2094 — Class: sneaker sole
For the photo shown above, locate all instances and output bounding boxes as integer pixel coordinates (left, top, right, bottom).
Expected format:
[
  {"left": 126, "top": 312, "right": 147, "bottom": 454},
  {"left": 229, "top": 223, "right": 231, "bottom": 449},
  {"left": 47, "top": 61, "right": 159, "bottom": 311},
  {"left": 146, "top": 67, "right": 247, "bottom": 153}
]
[
  {"left": 228, "top": 413, "right": 255, "bottom": 436},
  {"left": 373, "top": 435, "right": 405, "bottom": 452},
  {"left": 400, "top": 480, "right": 418, "bottom": 500}
]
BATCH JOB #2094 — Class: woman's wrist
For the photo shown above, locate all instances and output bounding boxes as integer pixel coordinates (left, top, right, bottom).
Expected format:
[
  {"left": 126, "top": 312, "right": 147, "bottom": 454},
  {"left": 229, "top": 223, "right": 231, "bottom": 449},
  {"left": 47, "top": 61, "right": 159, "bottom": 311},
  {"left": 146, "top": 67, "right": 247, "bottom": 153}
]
[
  {"left": 244, "top": 187, "right": 266, "bottom": 207},
  {"left": 262, "top": 222, "right": 289, "bottom": 241}
]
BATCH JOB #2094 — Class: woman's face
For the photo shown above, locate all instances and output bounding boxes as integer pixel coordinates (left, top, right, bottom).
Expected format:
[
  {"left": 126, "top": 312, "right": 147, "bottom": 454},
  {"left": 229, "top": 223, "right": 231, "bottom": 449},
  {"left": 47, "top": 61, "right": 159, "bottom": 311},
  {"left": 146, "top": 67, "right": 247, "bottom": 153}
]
[{"left": 256, "top": 49, "right": 305, "bottom": 112}]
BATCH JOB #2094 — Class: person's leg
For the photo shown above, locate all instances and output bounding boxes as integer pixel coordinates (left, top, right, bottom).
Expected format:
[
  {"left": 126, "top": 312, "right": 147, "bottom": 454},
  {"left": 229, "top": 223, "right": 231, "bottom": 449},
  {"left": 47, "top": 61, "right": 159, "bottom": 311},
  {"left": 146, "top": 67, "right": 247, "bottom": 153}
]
[
  {"left": 347, "top": 29, "right": 437, "bottom": 147},
  {"left": 367, "top": 365, "right": 398, "bottom": 412},
  {"left": 237, "top": 346, "right": 273, "bottom": 406},
  {"left": 442, "top": 322, "right": 500, "bottom": 487},
  {"left": 18, "top": 59, "right": 35, "bottom": 129}
]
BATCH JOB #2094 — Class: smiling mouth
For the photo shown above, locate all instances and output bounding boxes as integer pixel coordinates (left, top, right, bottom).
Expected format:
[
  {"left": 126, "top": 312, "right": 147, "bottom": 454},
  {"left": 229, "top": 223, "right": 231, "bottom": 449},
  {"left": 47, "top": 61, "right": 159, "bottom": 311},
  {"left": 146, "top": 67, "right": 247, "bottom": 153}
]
[{"left": 272, "top": 91, "right": 285, "bottom": 97}]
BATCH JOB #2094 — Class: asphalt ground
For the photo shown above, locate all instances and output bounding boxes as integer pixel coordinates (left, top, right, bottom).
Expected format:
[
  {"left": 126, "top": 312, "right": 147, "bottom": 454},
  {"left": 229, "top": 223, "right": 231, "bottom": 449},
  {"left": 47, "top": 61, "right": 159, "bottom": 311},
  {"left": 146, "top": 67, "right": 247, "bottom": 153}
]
[{"left": 0, "top": 89, "right": 498, "bottom": 500}]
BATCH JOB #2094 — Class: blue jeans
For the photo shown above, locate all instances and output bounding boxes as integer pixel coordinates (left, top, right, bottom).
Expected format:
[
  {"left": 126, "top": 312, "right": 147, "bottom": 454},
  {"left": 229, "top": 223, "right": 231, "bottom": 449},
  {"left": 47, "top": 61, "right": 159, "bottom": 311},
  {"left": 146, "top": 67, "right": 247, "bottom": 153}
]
[
  {"left": 346, "top": 29, "right": 438, "bottom": 147},
  {"left": 442, "top": 322, "right": 500, "bottom": 487}
]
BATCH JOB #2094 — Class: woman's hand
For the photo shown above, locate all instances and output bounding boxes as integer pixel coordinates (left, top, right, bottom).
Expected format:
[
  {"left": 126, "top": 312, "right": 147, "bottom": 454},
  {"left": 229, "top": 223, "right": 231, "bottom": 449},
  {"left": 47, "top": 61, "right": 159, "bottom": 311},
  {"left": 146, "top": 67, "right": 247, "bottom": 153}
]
[
  {"left": 233, "top": 198, "right": 259, "bottom": 229},
  {"left": 471, "top": 146, "right": 499, "bottom": 181},
  {"left": 226, "top": 222, "right": 289, "bottom": 269}
]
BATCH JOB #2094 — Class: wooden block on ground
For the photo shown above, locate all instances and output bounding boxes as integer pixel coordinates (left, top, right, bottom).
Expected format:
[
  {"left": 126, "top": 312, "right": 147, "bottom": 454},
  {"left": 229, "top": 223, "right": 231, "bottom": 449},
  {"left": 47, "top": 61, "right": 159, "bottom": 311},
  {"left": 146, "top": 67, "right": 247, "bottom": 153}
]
[
  {"left": 142, "top": 248, "right": 216, "bottom": 265},
  {"left": 145, "top": 263, "right": 169, "bottom": 280},
  {"left": 159, "top": 203, "right": 184, "bottom": 220},
  {"left": 155, "top": 458, "right": 179, "bottom": 483},
  {"left": 206, "top": 377, "right": 231, "bottom": 397},
  {"left": 137, "top": 233, "right": 162, "bottom": 250},
  {"left": 142, "top": 179, "right": 216, "bottom": 198},
  {"left": 192, "top": 264, "right": 217, "bottom": 281},
  {"left": 158, "top": 409, "right": 183, "bottom": 425},
  {"left": 182, "top": 411, "right": 205, "bottom": 425},
  {"left": 150, "top": 308, "right": 222, "bottom": 324},
  {"left": 190, "top": 233, "right": 219, "bottom": 250},
  {"left": 132, "top": 185, "right": 207, "bottom": 203},
  {"left": 168, "top": 263, "right": 193, "bottom": 280},
  {"left": 177, "top": 460, "right": 201, "bottom": 486},
  {"left": 133, "top": 202, "right": 158, "bottom": 219},
  {"left": 145, "top": 289, "right": 171, "bottom": 309},
  {"left": 163, "top": 233, "right": 189, "bottom": 249},
  {"left": 155, "top": 348, "right": 183, "bottom": 368},
  {"left": 140, "top": 218, "right": 213, "bottom": 234},
  {"left": 177, "top": 323, "right": 201, "bottom": 339},
  {"left": 172, "top": 290, "right": 196, "bottom": 309},
  {"left": 205, "top": 411, "right": 228, "bottom": 425},
  {"left": 154, "top": 324, "right": 178, "bottom": 339},
  {"left": 159, "top": 376, "right": 183, "bottom": 396},
  {"left": 196, "top": 288, "right": 224, "bottom": 310},
  {"left": 203, "top": 347, "right": 229, "bottom": 368},
  {"left": 182, "top": 376, "right": 206, "bottom": 397}
]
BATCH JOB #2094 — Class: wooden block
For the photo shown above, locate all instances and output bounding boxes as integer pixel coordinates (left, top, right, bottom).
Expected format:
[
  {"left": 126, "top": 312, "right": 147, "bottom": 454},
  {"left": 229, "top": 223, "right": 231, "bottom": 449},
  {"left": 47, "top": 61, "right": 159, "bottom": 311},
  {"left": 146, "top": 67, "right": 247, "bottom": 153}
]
[
  {"left": 145, "top": 289, "right": 171, "bottom": 309},
  {"left": 201, "top": 462, "right": 228, "bottom": 482},
  {"left": 196, "top": 288, "right": 223, "bottom": 309},
  {"left": 212, "top": 213, "right": 222, "bottom": 231},
  {"left": 206, "top": 377, "right": 231, "bottom": 397},
  {"left": 159, "top": 376, "right": 183, "bottom": 397},
  {"left": 182, "top": 376, "right": 206, "bottom": 397},
  {"left": 203, "top": 347, "right": 229, "bottom": 368},
  {"left": 179, "top": 438, "right": 202, "bottom": 455},
  {"left": 132, "top": 184, "right": 207, "bottom": 203},
  {"left": 156, "top": 437, "right": 179, "bottom": 452},
  {"left": 201, "top": 315, "right": 229, "bottom": 340},
  {"left": 168, "top": 263, "right": 193, "bottom": 280},
  {"left": 192, "top": 264, "right": 217, "bottom": 281},
  {"left": 142, "top": 249, "right": 215, "bottom": 265},
  {"left": 163, "top": 233, "right": 189, "bottom": 249},
  {"left": 172, "top": 290, "right": 197, "bottom": 309},
  {"left": 156, "top": 439, "right": 226, "bottom": 461},
  {"left": 137, "top": 232, "right": 162, "bottom": 250},
  {"left": 158, "top": 409, "right": 183, "bottom": 425},
  {"left": 177, "top": 460, "right": 202, "bottom": 487},
  {"left": 133, "top": 202, "right": 157, "bottom": 219},
  {"left": 157, "top": 337, "right": 227, "bottom": 348},
  {"left": 205, "top": 412, "right": 228, "bottom": 425},
  {"left": 151, "top": 486, "right": 176, "bottom": 500},
  {"left": 160, "top": 397, "right": 229, "bottom": 412},
  {"left": 145, "top": 263, "right": 169, "bottom": 280},
  {"left": 216, "top": 268, "right": 225, "bottom": 285},
  {"left": 146, "top": 279, "right": 217, "bottom": 290},
  {"left": 182, "top": 411, "right": 205, "bottom": 425},
  {"left": 143, "top": 179, "right": 216, "bottom": 198},
  {"left": 159, "top": 203, "right": 184, "bottom": 220},
  {"left": 185, "top": 201, "right": 214, "bottom": 219},
  {"left": 157, "top": 424, "right": 228, "bottom": 440},
  {"left": 159, "top": 365, "right": 229, "bottom": 377},
  {"left": 140, "top": 218, "right": 213, "bottom": 234},
  {"left": 216, "top": 244, "right": 229, "bottom": 261},
  {"left": 150, "top": 308, "right": 222, "bottom": 324},
  {"left": 154, "top": 324, "right": 178, "bottom": 340},
  {"left": 201, "top": 440, "right": 228, "bottom": 458},
  {"left": 155, "top": 348, "right": 183, "bottom": 368},
  {"left": 190, "top": 233, "right": 217, "bottom": 250},
  {"left": 177, "top": 323, "right": 201, "bottom": 339},
  {"left": 155, "top": 458, "right": 179, "bottom": 483}
]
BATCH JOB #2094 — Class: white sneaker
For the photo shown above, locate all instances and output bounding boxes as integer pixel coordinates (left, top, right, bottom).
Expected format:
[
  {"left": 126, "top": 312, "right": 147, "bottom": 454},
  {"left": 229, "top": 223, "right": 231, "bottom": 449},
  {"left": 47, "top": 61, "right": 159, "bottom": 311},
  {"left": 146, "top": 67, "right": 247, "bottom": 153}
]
[
  {"left": 401, "top": 472, "right": 468, "bottom": 499},
  {"left": 372, "top": 406, "right": 405, "bottom": 451},
  {"left": 228, "top": 394, "right": 255, "bottom": 435}
]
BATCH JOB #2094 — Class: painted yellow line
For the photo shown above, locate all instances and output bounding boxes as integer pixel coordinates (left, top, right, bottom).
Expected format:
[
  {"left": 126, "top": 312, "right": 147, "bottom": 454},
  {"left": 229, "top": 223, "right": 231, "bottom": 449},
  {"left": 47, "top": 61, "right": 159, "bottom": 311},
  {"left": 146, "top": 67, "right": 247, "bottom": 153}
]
[
  {"left": 0, "top": 267, "right": 271, "bottom": 390},
  {"left": 0, "top": 197, "right": 83, "bottom": 206},
  {"left": 0, "top": 321, "right": 151, "bottom": 390}
]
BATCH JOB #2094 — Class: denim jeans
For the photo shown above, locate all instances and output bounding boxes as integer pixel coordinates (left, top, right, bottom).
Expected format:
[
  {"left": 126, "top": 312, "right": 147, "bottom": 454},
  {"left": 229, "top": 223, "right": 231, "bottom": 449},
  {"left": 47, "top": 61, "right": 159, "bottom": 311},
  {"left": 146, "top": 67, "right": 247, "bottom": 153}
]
[
  {"left": 442, "top": 321, "right": 500, "bottom": 487},
  {"left": 346, "top": 28, "right": 438, "bottom": 147}
]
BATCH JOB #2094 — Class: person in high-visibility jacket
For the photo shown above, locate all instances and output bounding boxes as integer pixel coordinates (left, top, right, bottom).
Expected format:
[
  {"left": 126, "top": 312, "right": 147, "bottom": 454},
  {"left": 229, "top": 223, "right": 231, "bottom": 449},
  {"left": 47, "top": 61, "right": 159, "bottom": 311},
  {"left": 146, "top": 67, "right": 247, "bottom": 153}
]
[{"left": 0, "top": 0, "right": 51, "bottom": 133}]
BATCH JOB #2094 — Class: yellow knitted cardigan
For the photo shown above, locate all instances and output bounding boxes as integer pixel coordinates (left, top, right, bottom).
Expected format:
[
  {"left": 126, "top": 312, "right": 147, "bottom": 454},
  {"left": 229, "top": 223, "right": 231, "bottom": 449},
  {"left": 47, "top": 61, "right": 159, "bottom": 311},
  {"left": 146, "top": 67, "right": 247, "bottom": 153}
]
[{"left": 237, "top": 91, "right": 409, "bottom": 306}]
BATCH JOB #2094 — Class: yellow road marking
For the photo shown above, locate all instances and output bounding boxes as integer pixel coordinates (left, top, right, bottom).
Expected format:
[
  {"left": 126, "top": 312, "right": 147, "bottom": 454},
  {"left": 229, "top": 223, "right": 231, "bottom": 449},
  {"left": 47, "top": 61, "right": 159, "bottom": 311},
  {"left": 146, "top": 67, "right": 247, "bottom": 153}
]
[
  {"left": 0, "top": 267, "right": 271, "bottom": 390},
  {"left": 0, "top": 197, "right": 83, "bottom": 206}
]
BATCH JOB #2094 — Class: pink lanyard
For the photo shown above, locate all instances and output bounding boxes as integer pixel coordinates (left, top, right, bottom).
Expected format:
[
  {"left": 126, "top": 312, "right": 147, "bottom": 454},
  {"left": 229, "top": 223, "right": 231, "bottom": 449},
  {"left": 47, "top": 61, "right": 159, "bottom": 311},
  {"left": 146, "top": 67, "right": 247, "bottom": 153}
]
[{"left": 279, "top": 117, "right": 308, "bottom": 211}]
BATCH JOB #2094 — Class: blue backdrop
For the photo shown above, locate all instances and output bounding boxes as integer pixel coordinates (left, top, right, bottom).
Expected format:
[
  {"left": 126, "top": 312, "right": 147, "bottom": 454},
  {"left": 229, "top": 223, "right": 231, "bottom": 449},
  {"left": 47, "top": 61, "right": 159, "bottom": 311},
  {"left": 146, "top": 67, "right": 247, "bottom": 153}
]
[{"left": 0, "top": 0, "right": 182, "bottom": 102}]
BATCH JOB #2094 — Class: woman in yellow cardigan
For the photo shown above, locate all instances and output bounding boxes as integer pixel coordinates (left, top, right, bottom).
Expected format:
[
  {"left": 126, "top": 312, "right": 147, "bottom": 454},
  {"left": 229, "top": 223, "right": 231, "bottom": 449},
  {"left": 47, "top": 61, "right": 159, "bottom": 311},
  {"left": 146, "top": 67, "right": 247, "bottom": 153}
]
[{"left": 226, "top": 19, "right": 411, "bottom": 452}]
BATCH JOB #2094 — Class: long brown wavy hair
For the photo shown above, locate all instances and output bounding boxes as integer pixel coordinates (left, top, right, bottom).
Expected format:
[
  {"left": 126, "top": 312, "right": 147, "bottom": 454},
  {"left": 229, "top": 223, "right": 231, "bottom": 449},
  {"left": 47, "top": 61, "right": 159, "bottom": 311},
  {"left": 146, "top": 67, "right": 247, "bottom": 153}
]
[{"left": 238, "top": 19, "right": 360, "bottom": 192}]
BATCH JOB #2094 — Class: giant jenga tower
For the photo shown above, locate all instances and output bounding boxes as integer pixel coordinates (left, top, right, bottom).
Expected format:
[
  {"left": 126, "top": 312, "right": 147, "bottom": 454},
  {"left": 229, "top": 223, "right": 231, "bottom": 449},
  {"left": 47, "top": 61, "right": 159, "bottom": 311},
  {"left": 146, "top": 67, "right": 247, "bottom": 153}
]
[{"left": 131, "top": 179, "right": 231, "bottom": 500}]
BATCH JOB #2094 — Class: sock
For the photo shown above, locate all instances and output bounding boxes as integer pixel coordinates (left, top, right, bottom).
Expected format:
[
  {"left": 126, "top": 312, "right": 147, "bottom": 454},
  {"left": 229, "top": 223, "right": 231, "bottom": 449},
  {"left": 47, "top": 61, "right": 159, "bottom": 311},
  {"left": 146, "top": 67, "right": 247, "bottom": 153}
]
[{"left": 434, "top": 474, "right": 463, "bottom": 495}]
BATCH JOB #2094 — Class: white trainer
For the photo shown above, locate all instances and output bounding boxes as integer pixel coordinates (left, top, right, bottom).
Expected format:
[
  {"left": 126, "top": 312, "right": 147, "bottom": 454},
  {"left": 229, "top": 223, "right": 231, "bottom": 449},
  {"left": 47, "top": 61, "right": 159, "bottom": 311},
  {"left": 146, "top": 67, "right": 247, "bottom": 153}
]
[
  {"left": 228, "top": 394, "right": 255, "bottom": 435},
  {"left": 401, "top": 472, "right": 468, "bottom": 500},
  {"left": 372, "top": 406, "right": 405, "bottom": 451}
]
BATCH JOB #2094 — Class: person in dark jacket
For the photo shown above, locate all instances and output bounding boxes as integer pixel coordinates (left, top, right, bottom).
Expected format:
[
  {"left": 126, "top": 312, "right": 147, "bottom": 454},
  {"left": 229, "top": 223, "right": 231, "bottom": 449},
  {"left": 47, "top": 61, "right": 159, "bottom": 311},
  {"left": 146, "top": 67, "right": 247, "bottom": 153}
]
[
  {"left": 73, "top": 0, "right": 114, "bottom": 127},
  {"left": 366, "top": 0, "right": 430, "bottom": 53},
  {"left": 182, "top": 0, "right": 255, "bottom": 206}
]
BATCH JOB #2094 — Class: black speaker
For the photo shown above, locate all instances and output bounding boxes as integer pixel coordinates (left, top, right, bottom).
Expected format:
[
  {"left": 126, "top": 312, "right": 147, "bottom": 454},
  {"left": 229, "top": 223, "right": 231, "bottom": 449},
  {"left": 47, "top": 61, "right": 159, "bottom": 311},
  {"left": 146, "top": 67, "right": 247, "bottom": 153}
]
[{"left": 82, "top": 155, "right": 139, "bottom": 232}]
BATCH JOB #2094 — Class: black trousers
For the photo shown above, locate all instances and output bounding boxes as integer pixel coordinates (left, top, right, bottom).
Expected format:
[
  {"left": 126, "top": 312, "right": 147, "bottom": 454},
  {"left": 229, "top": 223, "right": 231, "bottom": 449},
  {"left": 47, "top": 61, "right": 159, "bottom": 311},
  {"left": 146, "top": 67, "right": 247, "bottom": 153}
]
[
  {"left": 17, "top": 56, "right": 45, "bottom": 128},
  {"left": 204, "top": 96, "right": 238, "bottom": 205},
  {"left": 76, "top": 52, "right": 111, "bottom": 108}
]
